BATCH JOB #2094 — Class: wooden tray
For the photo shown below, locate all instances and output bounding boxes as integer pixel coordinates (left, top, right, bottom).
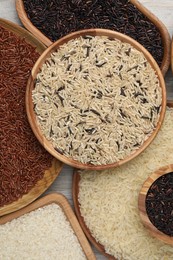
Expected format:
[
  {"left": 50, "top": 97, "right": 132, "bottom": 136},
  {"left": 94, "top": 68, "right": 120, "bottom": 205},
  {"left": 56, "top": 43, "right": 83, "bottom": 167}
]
[
  {"left": 0, "top": 193, "right": 96, "bottom": 260},
  {"left": 26, "top": 28, "right": 166, "bottom": 170},
  {"left": 16, "top": 0, "right": 170, "bottom": 75},
  {"left": 0, "top": 19, "right": 63, "bottom": 217},
  {"left": 138, "top": 164, "right": 173, "bottom": 246},
  {"left": 72, "top": 100, "right": 173, "bottom": 258}
]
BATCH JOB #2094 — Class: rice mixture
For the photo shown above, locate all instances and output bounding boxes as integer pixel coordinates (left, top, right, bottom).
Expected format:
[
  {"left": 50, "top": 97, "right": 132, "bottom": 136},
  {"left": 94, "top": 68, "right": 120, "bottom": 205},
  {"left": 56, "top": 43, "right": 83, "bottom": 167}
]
[{"left": 33, "top": 35, "right": 162, "bottom": 165}]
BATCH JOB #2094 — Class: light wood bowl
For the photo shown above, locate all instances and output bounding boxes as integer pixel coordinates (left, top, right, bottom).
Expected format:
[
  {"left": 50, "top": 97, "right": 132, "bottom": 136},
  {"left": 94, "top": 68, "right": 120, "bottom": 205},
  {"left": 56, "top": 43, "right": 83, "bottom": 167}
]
[
  {"left": 0, "top": 19, "right": 63, "bottom": 217},
  {"left": 0, "top": 193, "right": 96, "bottom": 260},
  {"left": 26, "top": 28, "right": 166, "bottom": 170},
  {"left": 73, "top": 101, "right": 173, "bottom": 258},
  {"left": 138, "top": 164, "right": 173, "bottom": 246},
  {"left": 16, "top": 0, "right": 170, "bottom": 75}
]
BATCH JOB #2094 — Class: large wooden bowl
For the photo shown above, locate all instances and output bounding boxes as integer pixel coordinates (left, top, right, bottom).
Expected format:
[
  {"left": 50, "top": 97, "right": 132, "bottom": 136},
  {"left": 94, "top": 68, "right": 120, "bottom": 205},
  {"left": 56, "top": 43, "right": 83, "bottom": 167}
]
[
  {"left": 26, "top": 28, "right": 166, "bottom": 170},
  {"left": 0, "top": 19, "right": 63, "bottom": 217},
  {"left": 16, "top": 0, "right": 171, "bottom": 75},
  {"left": 0, "top": 193, "right": 96, "bottom": 260},
  {"left": 138, "top": 164, "right": 173, "bottom": 246},
  {"left": 72, "top": 101, "right": 173, "bottom": 258}
]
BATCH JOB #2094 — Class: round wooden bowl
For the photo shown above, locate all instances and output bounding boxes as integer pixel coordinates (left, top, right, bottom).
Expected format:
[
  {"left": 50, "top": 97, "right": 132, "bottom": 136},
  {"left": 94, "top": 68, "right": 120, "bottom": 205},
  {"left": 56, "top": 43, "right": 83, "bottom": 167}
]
[
  {"left": 26, "top": 28, "right": 166, "bottom": 170},
  {"left": 0, "top": 19, "right": 63, "bottom": 217},
  {"left": 138, "top": 164, "right": 173, "bottom": 246},
  {"left": 0, "top": 193, "right": 96, "bottom": 260},
  {"left": 16, "top": 0, "right": 171, "bottom": 75}
]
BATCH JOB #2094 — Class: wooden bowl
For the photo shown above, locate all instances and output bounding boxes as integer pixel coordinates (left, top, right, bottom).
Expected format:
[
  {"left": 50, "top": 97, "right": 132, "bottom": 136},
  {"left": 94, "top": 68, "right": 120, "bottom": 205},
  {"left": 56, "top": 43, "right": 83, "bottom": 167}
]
[
  {"left": 0, "top": 19, "right": 63, "bottom": 217},
  {"left": 26, "top": 28, "right": 166, "bottom": 170},
  {"left": 16, "top": 0, "right": 170, "bottom": 75},
  {"left": 0, "top": 193, "right": 96, "bottom": 260},
  {"left": 138, "top": 164, "right": 173, "bottom": 246},
  {"left": 72, "top": 100, "right": 173, "bottom": 258}
]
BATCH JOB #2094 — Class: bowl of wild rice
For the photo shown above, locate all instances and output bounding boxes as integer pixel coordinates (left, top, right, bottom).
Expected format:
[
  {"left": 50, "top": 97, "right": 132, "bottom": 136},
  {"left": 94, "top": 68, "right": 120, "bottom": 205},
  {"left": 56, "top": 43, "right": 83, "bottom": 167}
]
[
  {"left": 26, "top": 28, "right": 166, "bottom": 170},
  {"left": 138, "top": 164, "right": 173, "bottom": 246}
]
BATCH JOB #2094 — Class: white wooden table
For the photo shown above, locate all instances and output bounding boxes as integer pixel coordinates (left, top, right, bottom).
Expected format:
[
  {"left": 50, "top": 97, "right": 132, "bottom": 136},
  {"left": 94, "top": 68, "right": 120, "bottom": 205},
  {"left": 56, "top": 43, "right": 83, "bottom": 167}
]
[{"left": 1, "top": 1, "right": 173, "bottom": 259}]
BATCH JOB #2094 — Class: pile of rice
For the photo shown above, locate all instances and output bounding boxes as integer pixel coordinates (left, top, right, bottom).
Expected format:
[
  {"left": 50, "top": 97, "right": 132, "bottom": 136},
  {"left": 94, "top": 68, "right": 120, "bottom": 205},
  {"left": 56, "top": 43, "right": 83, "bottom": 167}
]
[
  {"left": 78, "top": 108, "right": 173, "bottom": 259},
  {"left": 0, "top": 204, "right": 86, "bottom": 259},
  {"left": 32, "top": 35, "right": 162, "bottom": 165}
]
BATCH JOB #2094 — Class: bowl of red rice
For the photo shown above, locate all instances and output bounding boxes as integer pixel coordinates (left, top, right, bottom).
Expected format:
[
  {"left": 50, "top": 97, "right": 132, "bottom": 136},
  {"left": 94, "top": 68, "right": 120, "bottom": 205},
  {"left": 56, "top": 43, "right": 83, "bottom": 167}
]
[{"left": 26, "top": 28, "right": 166, "bottom": 170}]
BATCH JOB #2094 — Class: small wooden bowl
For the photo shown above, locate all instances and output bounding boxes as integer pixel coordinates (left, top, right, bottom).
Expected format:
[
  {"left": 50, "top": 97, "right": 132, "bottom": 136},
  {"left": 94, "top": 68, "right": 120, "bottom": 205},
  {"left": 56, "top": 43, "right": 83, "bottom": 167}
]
[
  {"left": 26, "top": 28, "right": 166, "bottom": 170},
  {"left": 138, "top": 164, "right": 173, "bottom": 246},
  {"left": 0, "top": 19, "right": 63, "bottom": 217},
  {"left": 0, "top": 193, "right": 96, "bottom": 260},
  {"left": 16, "top": 0, "right": 170, "bottom": 75}
]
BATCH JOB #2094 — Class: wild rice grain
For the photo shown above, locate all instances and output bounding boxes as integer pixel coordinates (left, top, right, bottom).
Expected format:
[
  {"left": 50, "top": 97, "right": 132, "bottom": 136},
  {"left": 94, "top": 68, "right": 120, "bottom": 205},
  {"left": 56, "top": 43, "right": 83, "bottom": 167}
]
[{"left": 33, "top": 35, "right": 162, "bottom": 165}]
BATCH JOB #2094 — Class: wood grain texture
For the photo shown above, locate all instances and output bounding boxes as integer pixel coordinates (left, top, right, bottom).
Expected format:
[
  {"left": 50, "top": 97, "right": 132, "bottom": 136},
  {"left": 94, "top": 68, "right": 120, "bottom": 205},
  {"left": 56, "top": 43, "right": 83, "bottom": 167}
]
[
  {"left": 0, "top": 19, "right": 63, "bottom": 217},
  {"left": 15, "top": 0, "right": 171, "bottom": 75},
  {"left": 0, "top": 193, "right": 96, "bottom": 260},
  {"left": 26, "top": 28, "right": 167, "bottom": 170},
  {"left": 138, "top": 164, "right": 173, "bottom": 246}
]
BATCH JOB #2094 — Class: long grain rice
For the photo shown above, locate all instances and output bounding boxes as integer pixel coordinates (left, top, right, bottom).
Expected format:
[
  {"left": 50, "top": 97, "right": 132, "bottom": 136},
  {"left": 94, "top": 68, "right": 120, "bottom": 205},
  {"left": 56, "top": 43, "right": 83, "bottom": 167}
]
[
  {"left": 78, "top": 108, "right": 173, "bottom": 259},
  {"left": 33, "top": 35, "right": 162, "bottom": 165}
]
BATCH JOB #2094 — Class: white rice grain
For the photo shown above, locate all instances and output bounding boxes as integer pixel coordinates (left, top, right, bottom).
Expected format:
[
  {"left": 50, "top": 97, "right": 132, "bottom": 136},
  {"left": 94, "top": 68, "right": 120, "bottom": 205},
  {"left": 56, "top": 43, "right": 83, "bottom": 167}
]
[
  {"left": 78, "top": 108, "right": 173, "bottom": 260},
  {"left": 0, "top": 204, "right": 86, "bottom": 260}
]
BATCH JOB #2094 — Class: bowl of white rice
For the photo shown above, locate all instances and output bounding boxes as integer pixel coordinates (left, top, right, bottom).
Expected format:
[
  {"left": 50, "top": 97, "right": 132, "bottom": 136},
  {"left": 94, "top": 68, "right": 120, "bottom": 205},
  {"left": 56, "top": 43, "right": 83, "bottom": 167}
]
[{"left": 26, "top": 28, "right": 166, "bottom": 170}]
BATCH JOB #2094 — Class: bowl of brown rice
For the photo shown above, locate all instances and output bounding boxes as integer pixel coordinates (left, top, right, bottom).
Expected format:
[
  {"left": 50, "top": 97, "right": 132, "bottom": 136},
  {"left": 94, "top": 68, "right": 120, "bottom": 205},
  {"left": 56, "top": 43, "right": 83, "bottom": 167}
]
[{"left": 26, "top": 28, "right": 166, "bottom": 170}]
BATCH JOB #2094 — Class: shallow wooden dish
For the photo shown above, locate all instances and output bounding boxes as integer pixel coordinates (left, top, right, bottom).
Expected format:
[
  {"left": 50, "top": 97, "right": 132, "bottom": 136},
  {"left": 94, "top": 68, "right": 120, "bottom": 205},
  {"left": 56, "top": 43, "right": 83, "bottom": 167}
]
[
  {"left": 26, "top": 28, "right": 166, "bottom": 170},
  {"left": 0, "top": 19, "right": 63, "bottom": 217},
  {"left": 16, "top": 0, "right": 170, "bottom": 75},
  {"left": 0, "top": 193, "right": 96, "bottom": 260},
  {"left": 138, "top": 164, "right": 173, "bottom": 246}
]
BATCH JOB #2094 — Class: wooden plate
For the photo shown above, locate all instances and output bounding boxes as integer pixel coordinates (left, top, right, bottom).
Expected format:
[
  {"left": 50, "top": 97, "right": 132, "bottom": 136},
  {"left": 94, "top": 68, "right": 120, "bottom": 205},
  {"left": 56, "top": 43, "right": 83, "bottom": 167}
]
[
  {"left": 0, "top": 19, "right": 63, "bottom": 217},
  {"left": 0, "top": 193, "right": 96, "bottom": 260},
  {"left": 26, "top": 28, "right": 166, "bottom": 170},
  {"left": 72, "top": 100, "right": 173, "bottom": 258},
  {"left": 16, "top": 0, "right": 170, "bottom": 75},
  {"left": 138, "top": 164, "right": 173, "bottom": 246}
]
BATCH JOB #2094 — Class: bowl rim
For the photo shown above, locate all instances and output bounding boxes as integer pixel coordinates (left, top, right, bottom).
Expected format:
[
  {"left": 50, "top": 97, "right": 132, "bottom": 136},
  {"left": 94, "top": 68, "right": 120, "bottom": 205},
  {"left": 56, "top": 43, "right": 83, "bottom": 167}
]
[
  {"left": 138, "top": 164, "right": 173, "bottom": 246},
  {"left": 26, "top": 28, "right": 167, "bottom": 170},
  {"left": 16, "top": 0, "right": 171, "bottom": 75}
]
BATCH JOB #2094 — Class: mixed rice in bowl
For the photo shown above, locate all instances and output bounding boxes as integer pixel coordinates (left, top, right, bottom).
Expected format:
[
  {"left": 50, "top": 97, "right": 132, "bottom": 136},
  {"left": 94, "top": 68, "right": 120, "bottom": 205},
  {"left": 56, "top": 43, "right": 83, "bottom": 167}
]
[{"left": 27, "top": 29, "right": 166, "bottom": 169}]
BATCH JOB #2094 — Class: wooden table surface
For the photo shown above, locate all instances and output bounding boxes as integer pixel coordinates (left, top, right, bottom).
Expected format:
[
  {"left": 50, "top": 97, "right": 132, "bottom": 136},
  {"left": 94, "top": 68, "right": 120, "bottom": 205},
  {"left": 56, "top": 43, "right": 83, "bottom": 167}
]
[{"left": 0, "top": 1, "right": 173, "bottom": 259}]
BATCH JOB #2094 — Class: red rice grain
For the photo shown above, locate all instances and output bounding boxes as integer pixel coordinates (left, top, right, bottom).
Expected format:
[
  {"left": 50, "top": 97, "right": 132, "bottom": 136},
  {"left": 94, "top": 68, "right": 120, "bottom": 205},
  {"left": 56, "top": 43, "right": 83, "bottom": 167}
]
[{"left": 0, "top": 25, "right": 53, "bottom": 207}]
